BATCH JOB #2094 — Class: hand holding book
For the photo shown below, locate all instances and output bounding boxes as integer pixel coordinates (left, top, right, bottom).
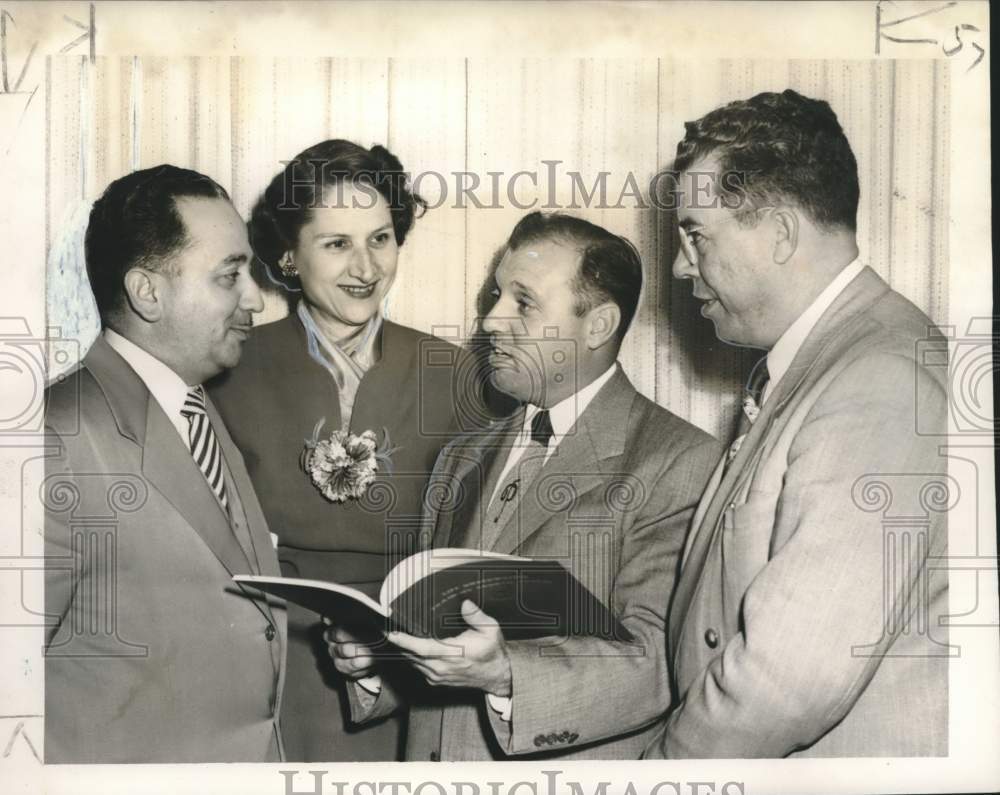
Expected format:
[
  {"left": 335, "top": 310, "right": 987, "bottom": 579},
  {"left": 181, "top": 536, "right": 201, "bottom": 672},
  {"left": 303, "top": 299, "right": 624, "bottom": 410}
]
[
  {"left": 387, "top": 599, "right": 513, "bottom": 697},
  {"left": 235, "top": 547, "right": 632, "bottom": 643},
  {"left": 327, "top": 599, "right": 513, "bottom": 697},
  {"left": 324, "top": 618, "right": 378, "bottom": 680}
]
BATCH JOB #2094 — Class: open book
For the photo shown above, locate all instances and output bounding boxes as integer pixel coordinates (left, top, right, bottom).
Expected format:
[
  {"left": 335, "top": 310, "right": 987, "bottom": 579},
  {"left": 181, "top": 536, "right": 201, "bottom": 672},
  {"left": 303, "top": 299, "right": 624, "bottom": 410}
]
[{"left": 234, "top": 547, "right": 632, "bottom": 641}]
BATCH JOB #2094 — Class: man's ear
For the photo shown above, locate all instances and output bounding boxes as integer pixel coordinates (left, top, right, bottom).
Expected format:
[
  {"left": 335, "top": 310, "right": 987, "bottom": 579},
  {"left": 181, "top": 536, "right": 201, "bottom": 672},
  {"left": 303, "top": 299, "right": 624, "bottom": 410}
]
[
  {"left": 586, "top": 302, "right": 621, "bottom": 350},
  {"left": 772, "top": 208, "right": 798, "bottom": 265},
  {"left": 123, "top": 267, "right": 165, "bottom": 322}
]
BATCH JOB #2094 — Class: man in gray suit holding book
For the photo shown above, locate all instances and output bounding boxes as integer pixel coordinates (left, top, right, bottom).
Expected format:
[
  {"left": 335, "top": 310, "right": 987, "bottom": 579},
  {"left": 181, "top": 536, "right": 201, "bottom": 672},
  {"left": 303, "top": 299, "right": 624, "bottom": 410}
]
[{"left": 330, "top": 211, "right": 720, "bottom": 760}]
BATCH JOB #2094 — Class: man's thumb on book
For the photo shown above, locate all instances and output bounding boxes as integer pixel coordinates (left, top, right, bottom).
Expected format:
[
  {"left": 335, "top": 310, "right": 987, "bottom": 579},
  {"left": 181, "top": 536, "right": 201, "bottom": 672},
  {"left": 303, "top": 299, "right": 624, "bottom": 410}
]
[{"left": 461, "top": 599, "right": 499, "bottom": 631}]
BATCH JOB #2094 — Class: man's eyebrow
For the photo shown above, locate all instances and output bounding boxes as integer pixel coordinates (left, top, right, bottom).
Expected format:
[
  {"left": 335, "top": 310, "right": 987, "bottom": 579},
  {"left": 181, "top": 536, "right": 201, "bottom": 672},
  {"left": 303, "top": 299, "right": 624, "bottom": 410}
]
[
  {"left": 678, "top": 217, "right": 700, "bottom": 231},
  {"left": 510, "top": 280, "right": 538, "bottom": 299},
  {"left": 220, "top": 253, "right": 249, "bottom": 266}
]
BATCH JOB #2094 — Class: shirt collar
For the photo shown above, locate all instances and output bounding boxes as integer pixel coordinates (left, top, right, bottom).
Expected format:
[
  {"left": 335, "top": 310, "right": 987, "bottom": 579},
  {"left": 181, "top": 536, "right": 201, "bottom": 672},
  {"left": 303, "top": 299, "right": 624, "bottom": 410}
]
[
  {"left": 522, "top": 362, "right": 618, "bottom": 443},
  {"left": 103, "top": 327, "right": 191, "bottom": 439},
  {"left": 764, "top": 258, "right": 863, "bottom": 403}
]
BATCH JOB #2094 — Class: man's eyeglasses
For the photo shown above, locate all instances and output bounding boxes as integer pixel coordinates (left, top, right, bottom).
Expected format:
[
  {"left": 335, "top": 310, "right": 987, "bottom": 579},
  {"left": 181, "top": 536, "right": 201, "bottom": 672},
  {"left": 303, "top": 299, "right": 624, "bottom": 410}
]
[{"left": 677, "top": 207, "right": 774, "bottom": 266}]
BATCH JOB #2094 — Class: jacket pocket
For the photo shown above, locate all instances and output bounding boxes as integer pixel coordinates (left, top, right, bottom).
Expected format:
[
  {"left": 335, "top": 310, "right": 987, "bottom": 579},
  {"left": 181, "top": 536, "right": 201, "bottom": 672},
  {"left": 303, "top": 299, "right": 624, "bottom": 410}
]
[{"left": 721, "top": 492, "right": 780, "bottom": 615}]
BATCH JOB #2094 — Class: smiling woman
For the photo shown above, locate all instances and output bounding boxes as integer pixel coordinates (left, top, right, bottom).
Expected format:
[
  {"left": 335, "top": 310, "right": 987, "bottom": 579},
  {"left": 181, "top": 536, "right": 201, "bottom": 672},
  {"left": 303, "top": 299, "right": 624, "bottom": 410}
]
[{"left": 206, "top": 139, "right": 489, "bottom": 762}]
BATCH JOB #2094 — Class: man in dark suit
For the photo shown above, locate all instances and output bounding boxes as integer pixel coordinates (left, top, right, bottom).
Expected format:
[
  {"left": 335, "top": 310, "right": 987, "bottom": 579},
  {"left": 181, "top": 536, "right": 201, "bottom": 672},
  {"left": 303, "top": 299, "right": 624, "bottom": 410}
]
[
  {"left": 44, "top": 165, "right": 287, "bottom": 762},
  {"left": 330, "top": 212, "right": 721, "bottom": 759},
  {"left": 644, "top": 89, "right": 949, "bottom": 757}
]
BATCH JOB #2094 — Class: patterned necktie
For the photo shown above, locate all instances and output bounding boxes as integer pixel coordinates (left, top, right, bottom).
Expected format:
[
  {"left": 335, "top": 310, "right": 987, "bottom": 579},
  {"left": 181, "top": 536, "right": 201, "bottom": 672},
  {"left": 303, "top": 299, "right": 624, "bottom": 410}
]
[
  {"left": 483, "top": 409, "right": 553, "bottom": 548},
  {"left": 181, "top": 385, "right": 229, "bottom": 513},
  {"left": 726, "top": 359, "right": 770, "bottom": 466}
]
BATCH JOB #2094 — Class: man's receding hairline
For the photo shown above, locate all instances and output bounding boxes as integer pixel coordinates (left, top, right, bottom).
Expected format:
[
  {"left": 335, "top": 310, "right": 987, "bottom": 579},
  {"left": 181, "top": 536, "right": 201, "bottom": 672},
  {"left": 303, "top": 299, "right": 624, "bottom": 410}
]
[
  {"left": 507, "top": 232, "right": 591, "bottom": 282},
  {"left": 171, "top": 193, "right": 244, "bottom": 258}
]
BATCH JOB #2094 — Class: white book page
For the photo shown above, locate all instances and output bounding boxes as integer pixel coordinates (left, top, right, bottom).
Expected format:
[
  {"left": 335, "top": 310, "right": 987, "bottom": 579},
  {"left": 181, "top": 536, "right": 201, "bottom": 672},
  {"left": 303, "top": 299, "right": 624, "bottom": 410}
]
[{"left": 233, "top": 574, "right": 388, "bottom": 618}]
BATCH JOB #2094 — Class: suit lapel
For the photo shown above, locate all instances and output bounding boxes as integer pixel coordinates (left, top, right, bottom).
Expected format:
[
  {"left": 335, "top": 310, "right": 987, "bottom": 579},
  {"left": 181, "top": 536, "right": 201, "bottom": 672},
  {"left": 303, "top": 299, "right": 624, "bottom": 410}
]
[
  {"left": 348, "top": 321, "right": 412, "bottom": 438},
  {"left": 141, "top": 394, "right": 254, "bottom": 576},
  {"left": 84, "top": 335, "right": 254, "bottom": 577},
  {"left": 670, "top": 266, "right": 890, "bottom": 659},
  {"left": 439, "top": 418, "right": 517, "bottom": 549},
  {"left": 764, "top": 266, "right": 889, "bottom": 416},
  {"left": 207, "top": 395, "right": 269, "bottom": 574},
  {"left": 81, "top": 335, "right": 149, "bottom": 445},
  {"left": 697, "top": 267, "right": 889, "bottom": 539},
  {"left": 491, "top": 367, "right": 636, "bottom": 555},
  {"left": 278, "top": 311, "right": 344, "bottom": 434},
  {"left": 669, "top": 394, "right": 777, "bottom": 653}
]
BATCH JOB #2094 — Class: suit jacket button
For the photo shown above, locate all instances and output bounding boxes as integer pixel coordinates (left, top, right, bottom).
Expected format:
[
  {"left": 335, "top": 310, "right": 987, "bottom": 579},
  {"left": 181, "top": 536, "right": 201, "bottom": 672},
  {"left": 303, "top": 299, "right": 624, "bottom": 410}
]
[
  {"left": 265, "top": 624, "right": 276, "bottom": 641},
  {"left": 704, "top": 628, "right": 719, "bottom": 648},
  {"left": 533, "top": 734, "right": 546, "bottom": 747},
  {"left": 430, "top": 751, "right": 439, "bottom": 761}
]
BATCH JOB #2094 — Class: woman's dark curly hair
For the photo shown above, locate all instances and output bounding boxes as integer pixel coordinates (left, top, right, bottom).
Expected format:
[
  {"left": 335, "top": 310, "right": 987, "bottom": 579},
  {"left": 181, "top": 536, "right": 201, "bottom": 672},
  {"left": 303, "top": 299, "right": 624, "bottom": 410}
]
[{"left": 249, "top": 139, "right": 426, "bottom": 286}]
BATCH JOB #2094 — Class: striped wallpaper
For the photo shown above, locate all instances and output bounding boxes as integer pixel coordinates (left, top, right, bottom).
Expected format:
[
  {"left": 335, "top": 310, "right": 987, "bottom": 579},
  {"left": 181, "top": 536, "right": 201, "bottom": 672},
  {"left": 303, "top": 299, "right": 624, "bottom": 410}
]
[{"left": 45, "top": 56, "right": 950, "bottom": 440}]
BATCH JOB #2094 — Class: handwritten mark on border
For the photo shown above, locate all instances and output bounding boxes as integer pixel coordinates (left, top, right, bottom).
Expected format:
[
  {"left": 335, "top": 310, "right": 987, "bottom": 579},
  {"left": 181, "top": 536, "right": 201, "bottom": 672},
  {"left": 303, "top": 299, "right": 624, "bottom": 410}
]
[{"left": 876, "top": 1, "right": 985, "bottom": 72}]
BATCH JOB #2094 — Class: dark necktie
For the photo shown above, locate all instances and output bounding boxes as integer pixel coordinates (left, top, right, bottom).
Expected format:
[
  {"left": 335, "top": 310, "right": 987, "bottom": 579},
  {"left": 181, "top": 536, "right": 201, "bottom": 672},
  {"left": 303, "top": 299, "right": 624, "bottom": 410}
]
[
  {"left": 181, "top": 385, "right": 230, "bottom": 513},
  {"left": 529, "top": 408, "right": 554, "bottom": 447}
]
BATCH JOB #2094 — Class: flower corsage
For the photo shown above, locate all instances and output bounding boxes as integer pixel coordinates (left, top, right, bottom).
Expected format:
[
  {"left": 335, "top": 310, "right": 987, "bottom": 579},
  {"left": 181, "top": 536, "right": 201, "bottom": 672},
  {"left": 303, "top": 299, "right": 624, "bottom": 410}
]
[{"left": 301, "top": 418, "right": 400, "bottom": 503}]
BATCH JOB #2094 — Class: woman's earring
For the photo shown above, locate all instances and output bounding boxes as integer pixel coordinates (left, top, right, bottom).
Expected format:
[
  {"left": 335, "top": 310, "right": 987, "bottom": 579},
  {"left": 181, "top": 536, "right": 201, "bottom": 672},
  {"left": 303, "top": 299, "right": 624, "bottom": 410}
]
[{"left": 278, "top": 252, "right": 298, "bottom": 277}]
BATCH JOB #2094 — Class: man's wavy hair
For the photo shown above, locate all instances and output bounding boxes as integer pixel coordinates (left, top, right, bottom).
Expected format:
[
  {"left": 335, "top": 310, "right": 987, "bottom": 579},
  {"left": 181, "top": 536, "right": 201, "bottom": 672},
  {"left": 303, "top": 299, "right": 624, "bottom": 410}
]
[{"left": 674, "top": 89, "right": 859, "bottom": 231}]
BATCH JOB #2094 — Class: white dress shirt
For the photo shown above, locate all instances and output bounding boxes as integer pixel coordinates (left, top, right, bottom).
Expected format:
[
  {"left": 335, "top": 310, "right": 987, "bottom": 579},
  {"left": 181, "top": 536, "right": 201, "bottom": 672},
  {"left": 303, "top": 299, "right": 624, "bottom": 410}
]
[
  {"left": 104, "top": 328, "right": 191, "bottom": 442},
  {"left": 762, "top": 258, "right": 864, "bottom": 405},
  {"left": 488, "top": 362, "right": 619, "bottom": 506}
]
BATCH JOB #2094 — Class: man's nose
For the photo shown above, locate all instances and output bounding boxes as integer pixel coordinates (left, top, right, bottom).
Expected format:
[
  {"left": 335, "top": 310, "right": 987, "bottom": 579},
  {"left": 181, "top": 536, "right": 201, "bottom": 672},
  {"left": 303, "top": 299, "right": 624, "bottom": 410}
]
[
  {"left": 481, "top": 304, "right": 503, "bottom": 335},
  {"left": 241, "top": 272, "right": 265, "bottom": 313},
  {"left": 672, "top": 245, "right": 697, "bottom": 280}
]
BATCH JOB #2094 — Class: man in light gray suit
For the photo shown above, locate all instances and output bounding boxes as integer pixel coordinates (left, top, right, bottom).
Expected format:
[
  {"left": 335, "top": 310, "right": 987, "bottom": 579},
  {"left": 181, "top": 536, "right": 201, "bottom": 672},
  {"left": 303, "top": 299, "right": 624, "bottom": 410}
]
[
  {"left": 330, "top": 212, "right": 721, "bottom": 760},
  {"left": 644, "top": 89, "right": 949, "bottom": 758},
  {"left": 44, "top": 165, "right": 286, "bottom": 762}
]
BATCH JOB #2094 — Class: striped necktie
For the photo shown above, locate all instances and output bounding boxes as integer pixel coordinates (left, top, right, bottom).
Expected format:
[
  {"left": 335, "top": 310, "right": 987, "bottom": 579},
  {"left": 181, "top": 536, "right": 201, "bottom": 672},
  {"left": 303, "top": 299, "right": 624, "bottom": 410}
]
[{"left": 181, "top": 385, "right": 229, "bottom": 513}]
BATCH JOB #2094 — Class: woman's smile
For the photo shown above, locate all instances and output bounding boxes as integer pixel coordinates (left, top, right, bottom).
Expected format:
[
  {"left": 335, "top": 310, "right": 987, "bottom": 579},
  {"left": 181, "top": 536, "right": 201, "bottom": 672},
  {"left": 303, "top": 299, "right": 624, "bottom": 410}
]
[{"left": 339, "top": 282, "right": 378, "bottom": 299}]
